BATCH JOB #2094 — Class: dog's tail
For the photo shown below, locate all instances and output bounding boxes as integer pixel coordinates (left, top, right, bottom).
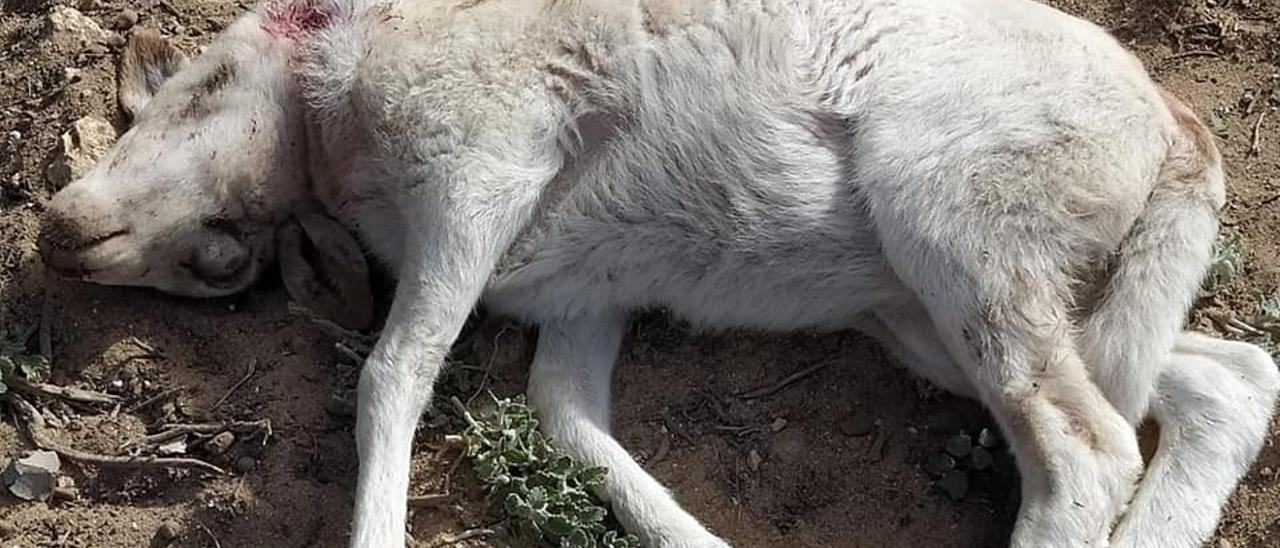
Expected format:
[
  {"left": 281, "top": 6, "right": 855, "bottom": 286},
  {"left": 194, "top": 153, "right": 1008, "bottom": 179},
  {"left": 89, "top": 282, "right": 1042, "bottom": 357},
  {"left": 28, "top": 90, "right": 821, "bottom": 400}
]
[{"left": 1078, "top": 88, "right": 1226, "bottom": 423}]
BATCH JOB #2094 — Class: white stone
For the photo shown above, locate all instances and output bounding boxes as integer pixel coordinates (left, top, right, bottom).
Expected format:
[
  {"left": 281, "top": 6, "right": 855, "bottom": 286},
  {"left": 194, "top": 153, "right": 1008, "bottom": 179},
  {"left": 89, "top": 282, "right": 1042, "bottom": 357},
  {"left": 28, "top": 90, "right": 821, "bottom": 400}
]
[
  {"left": 45, "top": 6, "right": 110, "bottom": 46},
  {"left": 46, "top": 115, "right": 117, "bottom": 189}
]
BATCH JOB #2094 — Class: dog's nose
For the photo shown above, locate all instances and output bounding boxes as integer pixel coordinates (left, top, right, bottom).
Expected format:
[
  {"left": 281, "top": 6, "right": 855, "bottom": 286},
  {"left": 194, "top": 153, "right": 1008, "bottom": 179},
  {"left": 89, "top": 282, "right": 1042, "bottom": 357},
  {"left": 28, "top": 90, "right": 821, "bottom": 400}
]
[{"left": 39, "top": 187, "right": 131, "bottom": 270}]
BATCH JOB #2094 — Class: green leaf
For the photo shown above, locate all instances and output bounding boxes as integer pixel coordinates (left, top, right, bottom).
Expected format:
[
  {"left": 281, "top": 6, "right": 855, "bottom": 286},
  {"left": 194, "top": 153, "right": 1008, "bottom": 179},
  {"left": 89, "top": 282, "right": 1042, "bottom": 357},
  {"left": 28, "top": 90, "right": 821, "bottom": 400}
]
[
  {"left": 458, "top": 395, "right": 633, "bottom": 546},
  {"left": 15, "top": 354, "right": 49, "bottom": 382}
]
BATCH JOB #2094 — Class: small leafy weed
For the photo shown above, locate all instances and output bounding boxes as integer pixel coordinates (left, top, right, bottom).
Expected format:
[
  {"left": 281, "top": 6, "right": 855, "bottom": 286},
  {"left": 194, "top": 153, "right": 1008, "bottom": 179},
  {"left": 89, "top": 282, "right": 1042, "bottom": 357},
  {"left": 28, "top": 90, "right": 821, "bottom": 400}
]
[
  {"left": 1205, "top": 231, "right": 1244, "bottom": 290},
  {"left": 457, "top": 395, "right": 640, "bottom": 548},
  {"left": 0, "top": 323, "right": 50, "bottom": 395},
  {"left": 925, "top": 427, "right": 1009, "bottom": 502}
]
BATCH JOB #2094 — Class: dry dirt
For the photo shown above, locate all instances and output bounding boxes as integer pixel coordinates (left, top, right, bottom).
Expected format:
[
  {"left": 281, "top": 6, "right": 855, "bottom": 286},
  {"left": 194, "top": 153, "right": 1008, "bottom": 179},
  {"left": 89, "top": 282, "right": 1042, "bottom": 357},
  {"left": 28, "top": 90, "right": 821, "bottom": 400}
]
[{"left": 1, "top": 0, "right": 1278, "bottom": 547}]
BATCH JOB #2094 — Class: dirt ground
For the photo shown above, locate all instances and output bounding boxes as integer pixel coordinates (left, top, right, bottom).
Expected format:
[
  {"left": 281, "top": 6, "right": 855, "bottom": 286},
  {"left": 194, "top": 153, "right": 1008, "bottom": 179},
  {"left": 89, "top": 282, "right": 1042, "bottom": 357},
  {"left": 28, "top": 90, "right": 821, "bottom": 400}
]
[{"left": 1, "top": 0, "right": 1278, "bottom": 547}]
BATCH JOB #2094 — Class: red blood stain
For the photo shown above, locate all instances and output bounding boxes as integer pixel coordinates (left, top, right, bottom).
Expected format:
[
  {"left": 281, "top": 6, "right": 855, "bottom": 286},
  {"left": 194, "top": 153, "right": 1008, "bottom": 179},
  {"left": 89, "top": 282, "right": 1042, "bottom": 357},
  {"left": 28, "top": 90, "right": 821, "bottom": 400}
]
[{"left": 262, "top": 0, "right": 334, "bottom": 41}]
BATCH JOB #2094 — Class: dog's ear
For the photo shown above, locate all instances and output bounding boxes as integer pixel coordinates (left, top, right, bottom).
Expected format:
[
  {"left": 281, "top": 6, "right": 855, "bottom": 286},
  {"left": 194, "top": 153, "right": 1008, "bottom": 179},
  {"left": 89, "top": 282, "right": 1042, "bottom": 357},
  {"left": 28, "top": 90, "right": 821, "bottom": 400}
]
[
  {"left": 118, "top": 28, "right": 189, "bottom": 120},
  {"left": 277, "top": 211, "right": 374, "bottom": 331}
]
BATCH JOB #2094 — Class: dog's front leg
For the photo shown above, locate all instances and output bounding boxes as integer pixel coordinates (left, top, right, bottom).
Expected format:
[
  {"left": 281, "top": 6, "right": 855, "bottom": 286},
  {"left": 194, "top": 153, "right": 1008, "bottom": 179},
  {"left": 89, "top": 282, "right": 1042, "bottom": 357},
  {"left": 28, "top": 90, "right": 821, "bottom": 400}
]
[{"left": 348, "top": 152, "right": 557, "bottom": 548}]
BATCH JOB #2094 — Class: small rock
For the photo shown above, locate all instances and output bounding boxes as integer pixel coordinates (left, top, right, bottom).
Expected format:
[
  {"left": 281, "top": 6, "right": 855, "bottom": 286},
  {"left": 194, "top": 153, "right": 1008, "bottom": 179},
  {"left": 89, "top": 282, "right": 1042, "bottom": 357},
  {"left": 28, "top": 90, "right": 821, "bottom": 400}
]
[
  {"left": 747, "top": 449, "right": 762, "bottom": 472},
  {"left": 83, "top": 43, "right": 109, "bottom": 56},
  {"left": 769, "top": 417, "right": 787, "bottom": 433},
  {"left": 1217, "top": 540, "right": 1233, "bottom": 548},
  {"left": 159, "top": 401, "right": 177, "bottom": 421},
  {"left": 976, "top": 427, "right": 1001, "bottom": 448},
  {"left": 205, "top": 431, "right": 235, "bottom": 455},
  {"left": 52, "top": 486, "right": 79, "bottom": 501},
  {"left": 2, "top": 450, "right": 62, "bottom": 502},
  {"left": 157, "top": 438, "right": 188, "bottom": 456},
  {"left": 0, "top": 520, "right": 16, "bottom": 538},
  {"left": 79, "top": 0, "right": 103, "bottom": 10},
  {"left": 937, "top": 470, "right": 970, "bottom": 501},
  {"left": 63, "top": 67, "right": 82, "bottom": 83},
  {"left": 113, "top": 9, "right": 139, "bottom": 30},
  {"left": 925, "top": 453, "right": 956, "bottom": 478},
  {"left": 154, "top": 521, "right": 180, "bottom": 544},
  {"left": 866, "top": 430, "right": 889, "bottom": 463},
  {"left": 104, "top": 32, "right": 126, "bottom": 49},
  {"left": 46, "top": 115, "right": 117, "bottom": 189},
  {"left": 838, "top": 411, "right": 876, "bottom": 437},
  {"left": 45, "top": 6, "right": 111, "bottom": 46},
  {"left": 234, "top": 456, "right": 257, "bottom": 474},
  {"left": 945, "top": 433, "right": 973, "bottom": 458}
]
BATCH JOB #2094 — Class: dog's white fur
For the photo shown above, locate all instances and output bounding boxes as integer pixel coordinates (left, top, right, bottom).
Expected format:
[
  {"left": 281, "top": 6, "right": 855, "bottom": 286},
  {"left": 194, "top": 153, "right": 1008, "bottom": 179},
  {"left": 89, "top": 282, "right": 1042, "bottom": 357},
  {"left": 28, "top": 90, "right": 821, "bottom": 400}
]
[{"left": 38, "top": 1, "right": 1280, "bottom": 547}]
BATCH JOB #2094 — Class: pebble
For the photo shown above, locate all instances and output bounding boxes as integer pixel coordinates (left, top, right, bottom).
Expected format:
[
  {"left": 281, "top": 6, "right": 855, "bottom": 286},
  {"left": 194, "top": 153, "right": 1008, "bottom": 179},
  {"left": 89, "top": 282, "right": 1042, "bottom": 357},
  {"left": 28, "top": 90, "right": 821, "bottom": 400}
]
[
  {"left": 154, "top": 521, "right": 180, "bottom": 543},
  {"left": 0, "top": 521, "right": 15, "bottom": 538},
  {"left": 747, "top": 449, "right": 762, "bottom": 472},
  {"left": 52, "top": 486, "right": 79, "bottom": 501},
  {"left": 205, "top": 431, "right": 235, "bottom": 455},
  {"left": 234, "top": 456, "right": 257, "bottom": 474},
  {"left": 1217, "top": 540, "right": 1234, "bottom": 548},
  {"left": 46, "top": 115, "right": 117, "bottom": 189},
  {"left": 104, "top": 32, "right": 126, "bottom": 49},
  {"left": 769, "top": 417, "right": 787, "bottom": 432},
  {"left": 45, "top": 6, "right": 111, "bottom": 45},
  {"left": 838, "top": 411, "right": 876, "bottom": 437},
  {"left": 113, "top": 9, "right": 139, "bottom": 30}
]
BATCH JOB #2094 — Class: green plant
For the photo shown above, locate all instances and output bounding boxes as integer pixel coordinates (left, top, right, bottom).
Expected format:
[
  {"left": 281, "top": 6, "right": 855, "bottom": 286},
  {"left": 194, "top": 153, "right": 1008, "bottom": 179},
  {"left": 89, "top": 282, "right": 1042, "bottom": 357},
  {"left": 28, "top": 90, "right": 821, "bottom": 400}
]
[
  {"left": 0, "top": 324, "right": 49, "bottom": 394},
  {"left": 456, "top": 395, "right": 639, "bottom": 548},
  {"left": 924, "top": 427, "right": 1009, "bottom": 501},
  {"left": 1259, "top": 294, "right": 1280, "bottom": 322},
  {"left": 1205, "top": 232, "right": 1244, "bottom": 290}
]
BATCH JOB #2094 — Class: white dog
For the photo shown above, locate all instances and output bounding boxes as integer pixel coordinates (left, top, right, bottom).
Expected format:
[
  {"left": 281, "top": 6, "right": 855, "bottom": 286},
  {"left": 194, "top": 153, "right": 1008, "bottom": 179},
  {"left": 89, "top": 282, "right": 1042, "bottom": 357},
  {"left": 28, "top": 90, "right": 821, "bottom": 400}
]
[{"left": 38, "top": 1, "right": 1279, "bottom": 547}]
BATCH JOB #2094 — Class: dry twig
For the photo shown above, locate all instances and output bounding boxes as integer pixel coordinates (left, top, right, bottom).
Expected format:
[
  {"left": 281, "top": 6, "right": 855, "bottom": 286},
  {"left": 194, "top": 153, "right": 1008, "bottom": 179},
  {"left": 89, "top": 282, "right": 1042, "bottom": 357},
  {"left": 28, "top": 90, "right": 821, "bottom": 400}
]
[
  {"left": 121, "top": 419, "right": 272, "bottom": 450},
  {"left": 4, "top": 393, "right": 227, "bottom": 475},
  {"left": 1250, "top": 110, "right": 1267, "bottom": 156},
  {"left": 124, "top": 386, "right": 185, "bottom": 414},
  {"left": 409, "top": 442, "right": 466, "bottom": 508},
  {"left": 127, "top": 336, "right": 167, "bottom": 359},
  {"left": 196, "top": 521, "right": 223, "bottom": 548},
  {"left": 210, "top": 359, "right": 257, "bottom": 411},
  {"left": 1163, "top": 50, "right": 1220, "bottom": 62},
  {"left": 734, "top": 361, "right": 829, "bottom": 400},
  {"left": 8, "top": 375, "right": 122, "bottom": 405},
  {"left": 466, "top": 326, "right": 510, "bottom": 406},
  {"left": 432, "top": 527, "right": 497, "bottom": 547}
]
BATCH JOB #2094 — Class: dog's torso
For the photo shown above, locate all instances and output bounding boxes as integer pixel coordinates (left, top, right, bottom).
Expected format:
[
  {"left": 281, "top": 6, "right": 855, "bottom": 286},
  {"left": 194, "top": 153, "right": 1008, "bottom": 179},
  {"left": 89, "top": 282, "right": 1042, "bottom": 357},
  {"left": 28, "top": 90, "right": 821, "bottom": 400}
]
[{"left": 305, "top": 0, "right": 1178, "bottom": 330}]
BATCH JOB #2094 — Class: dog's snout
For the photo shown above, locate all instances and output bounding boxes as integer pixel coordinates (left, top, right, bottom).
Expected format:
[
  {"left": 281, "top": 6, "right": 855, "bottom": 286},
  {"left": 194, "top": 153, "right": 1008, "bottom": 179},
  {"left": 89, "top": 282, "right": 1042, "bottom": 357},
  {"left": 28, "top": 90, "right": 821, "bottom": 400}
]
[{"left": 39, "top": 190, "right": 131, "bottom": 267}]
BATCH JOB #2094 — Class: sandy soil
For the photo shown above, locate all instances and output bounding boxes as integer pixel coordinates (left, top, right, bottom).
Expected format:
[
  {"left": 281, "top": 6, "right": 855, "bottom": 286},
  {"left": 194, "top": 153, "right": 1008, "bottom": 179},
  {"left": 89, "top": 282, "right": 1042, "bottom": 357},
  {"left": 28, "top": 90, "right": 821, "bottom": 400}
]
[{"left": 1, "top": 0, "right": 1277, "bottom": 547}]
